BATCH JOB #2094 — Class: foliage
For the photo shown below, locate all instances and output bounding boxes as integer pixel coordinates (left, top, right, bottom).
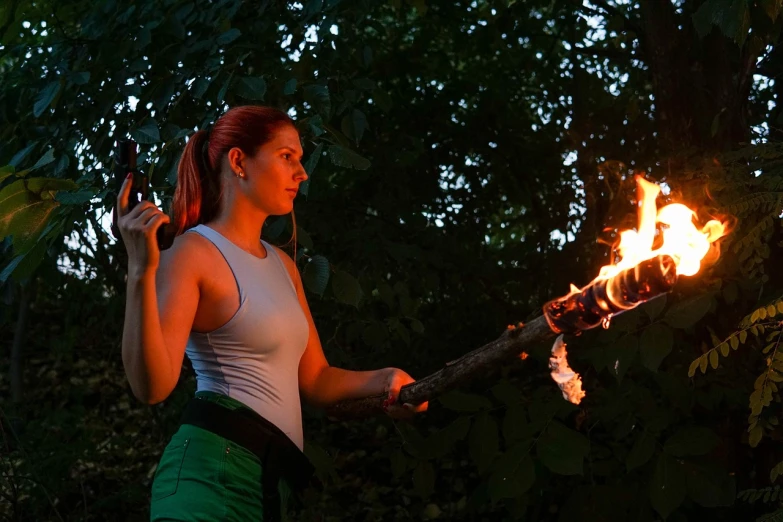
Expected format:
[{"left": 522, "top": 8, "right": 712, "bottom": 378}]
[{"left": 2, "top": 0, "right": 783, "bottom": 521}]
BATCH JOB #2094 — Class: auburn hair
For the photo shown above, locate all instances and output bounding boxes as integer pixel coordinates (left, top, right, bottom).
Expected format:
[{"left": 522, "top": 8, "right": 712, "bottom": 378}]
[{"left": 170, "top": 105, "right": 299, "bottom": 259}]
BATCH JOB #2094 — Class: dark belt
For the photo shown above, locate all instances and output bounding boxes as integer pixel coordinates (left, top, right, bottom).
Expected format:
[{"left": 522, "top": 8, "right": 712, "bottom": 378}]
[{"left": 179, "top": 396, "right": 314, "bottom": 516}]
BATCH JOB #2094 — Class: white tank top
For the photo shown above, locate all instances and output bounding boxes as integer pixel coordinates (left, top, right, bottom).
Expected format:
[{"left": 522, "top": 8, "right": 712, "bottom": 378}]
[{"left": 183, "top": 224, "right": 309, "bottom": 450}]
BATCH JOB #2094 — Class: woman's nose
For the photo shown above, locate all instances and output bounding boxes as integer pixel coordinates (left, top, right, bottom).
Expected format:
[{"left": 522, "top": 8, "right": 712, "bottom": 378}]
[{"left": 296, "top": 162, "right": 308, "bottom": 180}]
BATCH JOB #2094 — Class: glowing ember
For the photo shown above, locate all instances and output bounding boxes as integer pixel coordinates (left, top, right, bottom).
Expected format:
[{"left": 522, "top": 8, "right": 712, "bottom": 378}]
[
  {"left": 549, "top": 335, "right": 585, "bottom": 405},
  {"left": 597, "top": 176, "right": 727, "bottom": 280}
]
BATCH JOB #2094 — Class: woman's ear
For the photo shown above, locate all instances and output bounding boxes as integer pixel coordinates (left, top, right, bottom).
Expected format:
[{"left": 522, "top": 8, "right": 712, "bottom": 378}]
[{"left": 226, "top": 147, "right": 246, "bottom": 175}]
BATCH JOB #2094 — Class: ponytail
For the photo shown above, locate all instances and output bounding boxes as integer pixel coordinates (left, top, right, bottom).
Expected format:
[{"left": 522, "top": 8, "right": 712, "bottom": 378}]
[{"left": 170, "top": 129, "right": 223, "bottom": 237}]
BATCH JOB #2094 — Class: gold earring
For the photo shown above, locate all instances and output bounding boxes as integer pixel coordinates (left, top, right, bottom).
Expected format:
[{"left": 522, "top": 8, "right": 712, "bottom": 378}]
[{"left": 237, "top": 170, "right": 244, "bottom": 177}]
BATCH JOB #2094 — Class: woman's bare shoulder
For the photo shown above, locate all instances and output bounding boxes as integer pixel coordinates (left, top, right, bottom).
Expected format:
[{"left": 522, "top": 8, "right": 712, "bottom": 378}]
[{"left": 159, "top": 229, "right": 214, "bottom": 282}]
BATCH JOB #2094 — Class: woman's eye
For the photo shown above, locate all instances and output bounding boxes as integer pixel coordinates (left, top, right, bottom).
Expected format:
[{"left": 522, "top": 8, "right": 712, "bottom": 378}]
[{"left": 283, "top": 154, "right": 291, "bottom": 160}]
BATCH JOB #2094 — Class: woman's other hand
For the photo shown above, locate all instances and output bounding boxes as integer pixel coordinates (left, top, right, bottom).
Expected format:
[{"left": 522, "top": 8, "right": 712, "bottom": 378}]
[{"left": 381, "top": 368, "right": 428, "bottom": 420}]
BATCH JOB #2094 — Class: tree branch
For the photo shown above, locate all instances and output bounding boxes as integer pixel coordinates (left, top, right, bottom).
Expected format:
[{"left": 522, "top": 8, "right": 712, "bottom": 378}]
[{"left": 325, "top": 314, "right": 556, "bottom": 418}]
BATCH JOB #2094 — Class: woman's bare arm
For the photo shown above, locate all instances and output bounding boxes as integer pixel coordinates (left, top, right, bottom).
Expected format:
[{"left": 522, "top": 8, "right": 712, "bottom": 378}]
[{"left": 121, "top": 235, "right": 201, "bottom": 404}]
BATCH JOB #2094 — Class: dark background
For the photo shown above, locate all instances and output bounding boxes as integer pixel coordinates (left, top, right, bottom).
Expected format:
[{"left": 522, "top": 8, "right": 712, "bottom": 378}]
[{"left": 1, "top": 0, "right": 783, "bottom": 520}]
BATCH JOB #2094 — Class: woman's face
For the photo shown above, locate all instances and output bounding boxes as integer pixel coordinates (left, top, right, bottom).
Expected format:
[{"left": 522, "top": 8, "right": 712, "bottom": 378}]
[{"left": 235, "top": 124, "right": 308, "bottom": 216}]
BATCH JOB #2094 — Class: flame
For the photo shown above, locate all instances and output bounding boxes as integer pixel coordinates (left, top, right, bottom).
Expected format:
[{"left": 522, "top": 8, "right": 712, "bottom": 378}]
[{"left": 596, "top": 176, "right": 727, "bottom": 280}]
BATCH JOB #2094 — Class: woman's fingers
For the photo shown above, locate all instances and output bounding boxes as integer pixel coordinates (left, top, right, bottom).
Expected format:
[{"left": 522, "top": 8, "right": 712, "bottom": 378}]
[
  {"left": 116, "top": 173, "right": 133, "bottom": 217},
  {"left": 403, "top": 401, "right": 428, "bottom": 413}
]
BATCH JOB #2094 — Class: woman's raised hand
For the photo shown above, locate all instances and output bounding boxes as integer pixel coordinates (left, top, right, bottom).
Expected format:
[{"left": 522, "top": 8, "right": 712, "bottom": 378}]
[{"left": 116, "top": 173, "right": 170, "bottom": 275}]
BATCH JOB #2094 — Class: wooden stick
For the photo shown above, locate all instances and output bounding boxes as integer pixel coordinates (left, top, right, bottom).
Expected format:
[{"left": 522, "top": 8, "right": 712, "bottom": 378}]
[{"left": 325, "top": 315, "right": 557, "bottom": 419}]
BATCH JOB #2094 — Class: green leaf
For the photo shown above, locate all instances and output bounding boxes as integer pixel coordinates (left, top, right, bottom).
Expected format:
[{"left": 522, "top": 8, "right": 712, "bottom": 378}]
[
  {"left": 33, "top": 81, "right": 61, "bottom": 118},
  {"left": 30, "top": 149, "right": 55, "bottom": 171},
  {"left": 389, "top": 449, "right": 408, "bottom": 479},
  {"left": 397, "top": 422, "right": 428, "bottom": 459},
  {"left": 264, "top": 215, "right": 287, "bottom": 239},
  {"left": 136, "top": 26, "right": 151, "bottom": 49},
  {"left": 410, "top": 318, "right": 424, "bottom": 334},
  {"left": 300, "top": 142, "right": 323, "bottom": 198},
  {"left": 328, "top": 145, "right": 371, "bottom": 170},
  {"left": 302, "top": 0, "right": 324, "bottom": 20},
  {"left": 283, "top": 78, "right": 297, "bottom": 95},
  {"left": 191, "top": 78, "right": 210, "bottom": 99},
  {"left": 303, "top": 441, "right": 338, "bottom": 483},
  {"left": 331, "top": 270, "right": 363, "bottom": 307},
  {"left": 536, "top": 421, "right": 590, "bottom": 476},
  {"left": 692, "top": 0, "right": 750, "bottom": 45},
  {"left": 0, "top": 180, "right": 32, "bottom": 235},
  {"left": 639, "top": 324, "right": 674, "bottom": 372},
  {"left": 341, "top": 109, "right": 368, "bottom": 143},
  {"left": 699, "top": 354, "right": 709, "bottom": 374},
  {"left": 10, "top": 199, "right": 59, "bottom": 254},
  {"left": 25, "top": 178, "right": 78, "bottom": 194},
  {"left": 490, "top": 379, "right": 524, "bottom": 405},
  {"left": 308, "top": 115, "right": 326, "bottom": 137},
  {"left": 688, "top": 358, "right": 701, "bottom": 377},
  {"left": 604, "top": 334, "right": 638, "bottom": 383},
  {"left": 131, "top": 119, "right": 161, "bottom": 144},
  {"left": 770, "top": 460, "right": 783, "bottom": 483},
  {"left": 642, "top": 294, "right": 667, "bottom": 320},
  {"left": 664, "top": 426, "right": 720, "bottom": 457},
  {"left": 438, "top": 390, "right": 492, "bottom": 412},
  {"left": 9, "top": 143, "right": 37, "bottom": 168},
  {"left": 304, "top": 84, "right": 331, "bottom": 117},
  {"left": 216, "top": 28, "right": 241, "bottom": 45},
  {"left": 429, "top": 416, "right": 471, "bottom": 459},
  {"left": 55, "top": 189, "right": 96, "bottom": 205},
  {"left": 685, "top": 462, "right": 736, "bottom": 507},
  {"left": 353, "top": 77, "right": 376, "bottom": 90},
  {"left": 664, "top": 294, "right": 712, "bottom": 329},
  {"left": 710, "top": 349, "right": 719, "bottom": 369},
  {"left": 0, "top": 165, "right": 14, "bottom": 184},
  {"left": 469, "top": 412, "right": 499, "bottom": 475},
  {"left": 0, "top": 238, "right": 46, "bottom": 284},
  {"left": 0, "top": 179, "right": 63, "bottom": 252},
  {"left": 488, "top": 442, "right": 535, "bottom": 501},
  {"left": 749, "top": 425, "right": 763, "bottom": 447},
  {"left": 234, "top": 76, "right": 267, "bottom": 100},
  {"left": 412, "top": 461, "right": 435, "bottom": 498},
  {"left": 649, "top": 453, "right": 687, "bottom": 519},
  {"left": 302, "top": 254, "right": 329, "bottom": 296},
  {"left": 217, "top": 72, "right": 233, "bottom": 104},
  {"left": 70, "top": 71, "right": 90, "bottom": 85},
  {"left": 626, "top": 431, "right": 656, "bottom": 471},
  {"left": 757, "top": 509, "right": 783, "bottom": 522},
  {"left": 295, "top": 226, "right": 313, "bottom": 250},
  {"left": 53, "top": 154, "right": 70, "bottom": 176}
]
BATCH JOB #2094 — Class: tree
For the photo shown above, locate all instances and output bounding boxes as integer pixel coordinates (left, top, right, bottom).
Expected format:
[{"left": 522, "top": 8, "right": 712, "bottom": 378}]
[{"left": 1, "top": 0, "right": 783, "bottom": 520}]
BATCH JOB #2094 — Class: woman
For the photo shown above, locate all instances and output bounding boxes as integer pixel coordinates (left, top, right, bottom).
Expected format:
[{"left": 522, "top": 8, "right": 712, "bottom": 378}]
[{"left": 117, "top": 105, "right": 428, "bottom": 521}]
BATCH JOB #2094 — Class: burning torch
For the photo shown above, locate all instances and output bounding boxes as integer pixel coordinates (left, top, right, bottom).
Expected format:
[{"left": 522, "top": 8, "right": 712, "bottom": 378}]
[{"left": 327, "top": 176, "right": 728, "bottom": 417}]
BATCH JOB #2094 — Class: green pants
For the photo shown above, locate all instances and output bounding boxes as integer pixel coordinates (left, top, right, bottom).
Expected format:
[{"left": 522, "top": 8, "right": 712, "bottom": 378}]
[{"left": 150, "top": 391, "right": 293, "bottom": 521}]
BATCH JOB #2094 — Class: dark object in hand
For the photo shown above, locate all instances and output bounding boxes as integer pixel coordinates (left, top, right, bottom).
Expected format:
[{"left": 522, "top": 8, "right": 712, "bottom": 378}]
[{"left": 110, "top": 140, "right": 173, "bottom": 250}]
